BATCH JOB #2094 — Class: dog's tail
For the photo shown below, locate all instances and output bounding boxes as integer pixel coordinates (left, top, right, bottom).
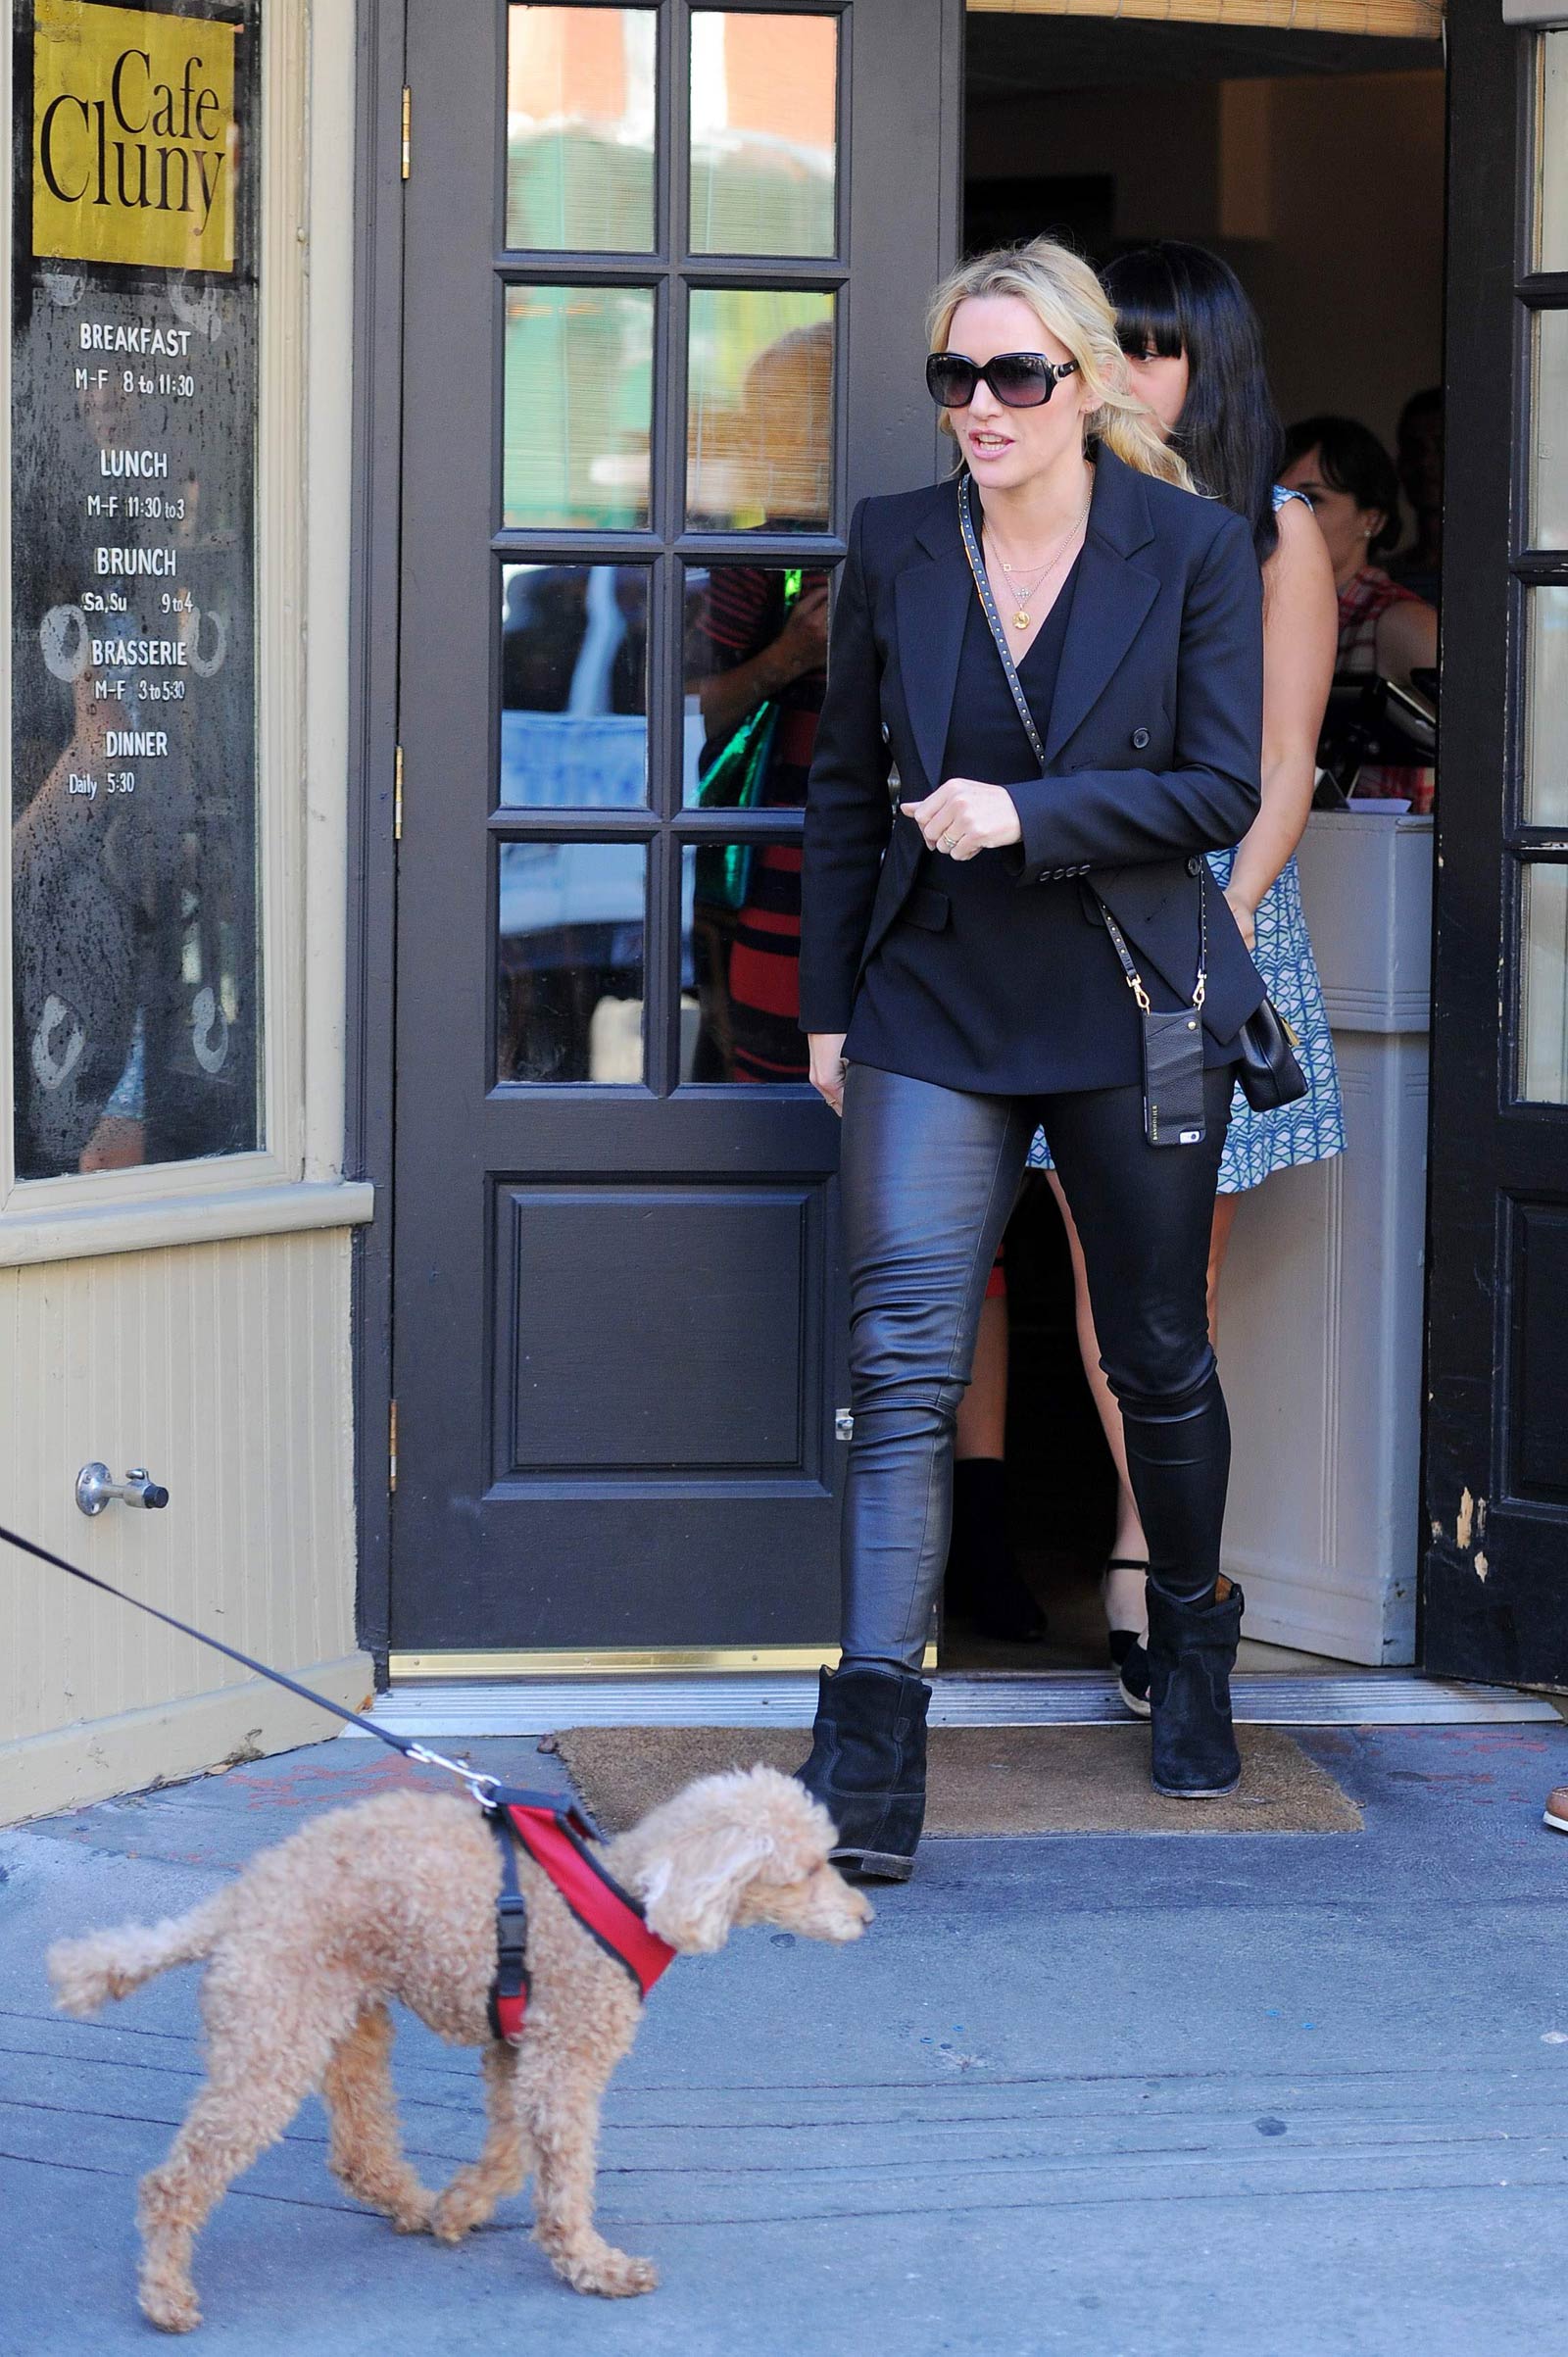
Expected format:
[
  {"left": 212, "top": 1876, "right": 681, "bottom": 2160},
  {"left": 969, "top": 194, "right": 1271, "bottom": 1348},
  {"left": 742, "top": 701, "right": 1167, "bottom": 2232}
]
[{"left": 48, "top": 1891, "right": 230, "bottom": 2016}]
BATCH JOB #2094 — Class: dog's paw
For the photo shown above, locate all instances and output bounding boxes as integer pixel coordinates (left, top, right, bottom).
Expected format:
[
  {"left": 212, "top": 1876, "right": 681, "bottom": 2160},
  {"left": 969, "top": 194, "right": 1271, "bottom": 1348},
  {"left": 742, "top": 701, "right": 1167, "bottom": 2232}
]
[
  {"left": 391, "top": 2192, "right": 437, "bottom": 2235},
  {"left": 573, "top": 2247, "right": 661, "bottom": 2299},
  {"left": 139, "top": 2277, "right": 201, "bottom": 2334},
  {"left": 602, "top": 2251, "right": 659, "bottom": 2299},
  {"left": 431, "top": 2187, "right": 479, "bottom": 2244}
]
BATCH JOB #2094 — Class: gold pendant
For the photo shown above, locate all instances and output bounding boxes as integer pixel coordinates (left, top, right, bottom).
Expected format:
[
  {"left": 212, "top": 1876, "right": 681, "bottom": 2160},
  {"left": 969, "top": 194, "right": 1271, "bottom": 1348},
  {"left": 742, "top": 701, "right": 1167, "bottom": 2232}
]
[{"left": 1012, "top": 610, "right": 1030, "bottom": 631}]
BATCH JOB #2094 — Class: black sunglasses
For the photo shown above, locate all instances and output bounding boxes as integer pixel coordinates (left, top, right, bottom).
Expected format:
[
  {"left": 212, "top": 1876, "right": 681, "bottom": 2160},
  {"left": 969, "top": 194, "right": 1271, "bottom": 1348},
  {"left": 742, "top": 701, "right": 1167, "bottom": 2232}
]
[{"left": 925, "top": 351, "right": 1080, "bottom": 411}]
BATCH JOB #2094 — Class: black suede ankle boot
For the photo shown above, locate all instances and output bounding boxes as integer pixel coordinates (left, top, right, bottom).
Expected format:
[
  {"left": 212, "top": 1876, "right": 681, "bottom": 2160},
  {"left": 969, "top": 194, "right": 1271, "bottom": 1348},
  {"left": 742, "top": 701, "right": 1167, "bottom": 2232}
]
[
  {"left": 1146, "top": 1578, "right": 1244, "bottom": 1797},
  {"left": 794, "top": 1665, "right": 930, "bottom": 1881}
]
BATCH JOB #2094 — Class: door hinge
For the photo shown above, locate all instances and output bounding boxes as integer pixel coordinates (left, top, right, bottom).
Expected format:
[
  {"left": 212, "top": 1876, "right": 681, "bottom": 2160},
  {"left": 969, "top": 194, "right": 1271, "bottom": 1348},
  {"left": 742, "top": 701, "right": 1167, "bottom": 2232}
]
[
  {"left": 389, "top": 1399, "right": 399, "bottom": 1495},
  {"left": 394, "top": 743, "right": 404, "bottom": 841},
  {"left": 401, "top": 85, "right": 412, "bottom": 179}
]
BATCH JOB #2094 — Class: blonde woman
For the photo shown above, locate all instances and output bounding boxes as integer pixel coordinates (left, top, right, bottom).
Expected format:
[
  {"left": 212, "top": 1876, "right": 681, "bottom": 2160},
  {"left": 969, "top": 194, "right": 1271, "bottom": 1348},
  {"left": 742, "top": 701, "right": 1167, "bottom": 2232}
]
[{"left": 794, "top": 241, "right": 1265, "bottom": 1874}]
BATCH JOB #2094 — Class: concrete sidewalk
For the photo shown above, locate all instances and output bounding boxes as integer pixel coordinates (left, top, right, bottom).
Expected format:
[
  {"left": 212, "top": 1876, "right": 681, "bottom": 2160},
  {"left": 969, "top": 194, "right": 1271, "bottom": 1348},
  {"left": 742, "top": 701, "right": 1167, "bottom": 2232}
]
[{"left": 3, "top": 1719, "right": 1567, "bottom": 2357}]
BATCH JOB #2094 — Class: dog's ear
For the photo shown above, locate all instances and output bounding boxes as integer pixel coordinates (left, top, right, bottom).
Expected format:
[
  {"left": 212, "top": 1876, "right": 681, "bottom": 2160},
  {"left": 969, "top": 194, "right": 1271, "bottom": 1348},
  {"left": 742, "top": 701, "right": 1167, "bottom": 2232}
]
[{"left": 634, "top": 1819, "right": 776, "bottom": 1953}]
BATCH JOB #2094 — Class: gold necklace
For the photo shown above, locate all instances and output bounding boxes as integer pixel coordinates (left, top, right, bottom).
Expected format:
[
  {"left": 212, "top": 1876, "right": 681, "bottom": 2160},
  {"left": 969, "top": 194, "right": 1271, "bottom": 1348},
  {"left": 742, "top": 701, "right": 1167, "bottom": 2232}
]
[{"left": 990, "top": 502, "right": 1090, "bottom": 630}]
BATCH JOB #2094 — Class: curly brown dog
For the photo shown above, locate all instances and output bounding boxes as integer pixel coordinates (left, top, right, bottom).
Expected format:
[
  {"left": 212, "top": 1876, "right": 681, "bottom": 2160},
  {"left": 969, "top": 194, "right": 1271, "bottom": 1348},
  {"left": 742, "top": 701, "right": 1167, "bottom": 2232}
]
[{"left": 48, "top": 1763, "right": 871, "bottom": 2333}]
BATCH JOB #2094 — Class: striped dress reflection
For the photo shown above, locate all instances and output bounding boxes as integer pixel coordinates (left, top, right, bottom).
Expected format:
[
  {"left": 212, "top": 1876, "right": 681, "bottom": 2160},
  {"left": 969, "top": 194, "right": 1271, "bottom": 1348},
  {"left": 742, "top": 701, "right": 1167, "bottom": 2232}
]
[{"left": 688, "top": 565, "right": 827, "bottom": 1083}]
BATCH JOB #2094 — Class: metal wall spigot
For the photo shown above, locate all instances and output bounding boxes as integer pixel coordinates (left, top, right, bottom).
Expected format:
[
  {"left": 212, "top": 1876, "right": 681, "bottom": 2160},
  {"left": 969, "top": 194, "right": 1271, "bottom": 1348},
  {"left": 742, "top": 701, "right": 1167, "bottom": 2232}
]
[{"left": 75, "top": 1463, "right": 171, "bottom": 1516}]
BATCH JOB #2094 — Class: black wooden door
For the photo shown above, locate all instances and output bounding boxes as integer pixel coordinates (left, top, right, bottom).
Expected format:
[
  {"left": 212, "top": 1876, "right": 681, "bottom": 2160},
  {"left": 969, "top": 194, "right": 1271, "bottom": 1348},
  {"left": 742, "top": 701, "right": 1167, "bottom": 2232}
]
[
  {"left": 1424, "top": 0, "right": 1568, "bottom": 1685},
  {"left": 391, "top": 0, "right": 961, "bottom": 1657}
]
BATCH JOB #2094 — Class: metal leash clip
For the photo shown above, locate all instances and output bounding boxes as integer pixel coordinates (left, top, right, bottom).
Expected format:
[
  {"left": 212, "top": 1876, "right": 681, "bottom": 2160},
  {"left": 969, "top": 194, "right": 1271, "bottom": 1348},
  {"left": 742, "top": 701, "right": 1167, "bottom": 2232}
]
[{"left": 403, "top": 1743, "right": 503, "bottom": 1805}]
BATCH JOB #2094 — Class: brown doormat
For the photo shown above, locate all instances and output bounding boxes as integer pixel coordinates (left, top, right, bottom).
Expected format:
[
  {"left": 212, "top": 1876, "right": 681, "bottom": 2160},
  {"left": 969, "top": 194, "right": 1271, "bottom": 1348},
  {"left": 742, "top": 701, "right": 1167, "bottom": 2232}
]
[{"left": 548, "top": 1723, "right": 1361, "bottom": 1838}]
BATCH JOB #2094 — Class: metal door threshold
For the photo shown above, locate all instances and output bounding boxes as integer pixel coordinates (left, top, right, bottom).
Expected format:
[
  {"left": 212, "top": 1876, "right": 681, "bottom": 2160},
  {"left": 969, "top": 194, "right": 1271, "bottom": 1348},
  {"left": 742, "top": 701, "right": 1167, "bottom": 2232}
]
[{"left": 358, "top": 1670, "right": 1562, "bottom": 1738}]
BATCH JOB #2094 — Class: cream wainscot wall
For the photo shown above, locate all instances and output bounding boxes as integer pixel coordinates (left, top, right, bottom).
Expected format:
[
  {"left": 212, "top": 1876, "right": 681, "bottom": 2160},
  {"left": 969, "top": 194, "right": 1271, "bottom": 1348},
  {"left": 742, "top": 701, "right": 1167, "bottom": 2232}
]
[{"left": 0, "top": 3, "right": 372, "bottom": 1824}]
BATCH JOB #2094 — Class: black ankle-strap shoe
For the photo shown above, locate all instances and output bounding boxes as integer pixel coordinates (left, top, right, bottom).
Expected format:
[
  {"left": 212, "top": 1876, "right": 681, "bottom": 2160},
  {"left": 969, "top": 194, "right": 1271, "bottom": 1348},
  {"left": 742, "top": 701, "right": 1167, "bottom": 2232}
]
[
  {"left": 794, "top": 1665, "right": 930, "bottom": 1881},
  {"left": 1102, "top": 1558, "right": 1151, "bottom": 1718},
  {"left": 1108, "top": 1627, "right": 1152, "bottom": 1719},
  {"left": 1146, "top": 1580, "right": 1244, "bottom": 1798}
]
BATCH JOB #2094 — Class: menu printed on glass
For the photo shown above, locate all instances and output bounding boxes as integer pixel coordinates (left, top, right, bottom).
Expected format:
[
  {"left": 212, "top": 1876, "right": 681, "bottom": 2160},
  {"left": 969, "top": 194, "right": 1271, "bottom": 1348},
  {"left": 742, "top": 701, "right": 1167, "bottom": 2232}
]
[{"left": 11, "top": 0, "right": 260, "bottom": 1180}]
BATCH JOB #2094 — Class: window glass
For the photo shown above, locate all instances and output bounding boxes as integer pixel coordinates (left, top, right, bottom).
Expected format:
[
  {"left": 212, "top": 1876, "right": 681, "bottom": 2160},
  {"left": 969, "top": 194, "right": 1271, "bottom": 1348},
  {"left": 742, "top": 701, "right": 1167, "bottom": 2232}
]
[
  {"left": 1538, "top": 31, "right": 1568, "bottom": 272},
  {"left": 503, "top": 285, "right": 655, "bottom": 529},
  {"left": 689, "top": 13, "right": 838, "bottom": 257},
  {"left": 500, "top": 563, "right": 650, "bottom": 810},
  {"left": 1531, "top": 310, "right": 1568, "bottom": 550},
  {"left": 686, "top": 288, "right": 834, "bottom": 531},
  {"left": 506, "top": 7, "right": 657, "bottom": 253},
  {"left": 681, "top": 844, "right": 808, "bottom": 1083},
  {"left": 1525, "top": 585, "right": 1568, "bottom": 828},
  {"left": 11, "top": 0, "right": 263, "bottom": 1182},
  {"left": 1519, "top": 862, "right": 1568, "bottom": 1105},
  {"left": 496, "top": 841, "right": 647, "bottom": 1083},
  {"left": 681, "top": 561, "right": 830, "bottom": 808}
]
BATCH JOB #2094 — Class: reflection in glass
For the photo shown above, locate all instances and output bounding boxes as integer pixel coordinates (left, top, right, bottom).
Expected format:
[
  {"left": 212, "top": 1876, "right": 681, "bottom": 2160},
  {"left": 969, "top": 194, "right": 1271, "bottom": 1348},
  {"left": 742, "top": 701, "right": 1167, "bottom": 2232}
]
[
  {"left": 1539, "top": 32, "right": 1568, "bottom": 272},
  {"left": 1520, "top": 862, "right": 1568, "bottom": 1105},
  {"left": 503, "top": 285, "right": 655, "bottom": 528},
  {"left": 507, "top": 7, "right": 657, "bottom": 252},
  {"left": 682, "top": 562, "right": 830, "bottom": 809},
  {"left": 1525, "top": 586, "right": 1568, "bottom": 828},
  {"left": 500, "top": 565, "right": 650, "bottom": 810},
  {"left": 689, "top": 13, "right": 838, "bottom": 257},
  {"left": 682, "top": 844, "right": 808, "bottom": 1083},
  {"left": 497, "top": 841, "right": 647, "bottom": 1083},
  {"left": 687, "top": 289, "right": 834, "bottom": 531},
  {"left": 1532, "top": 311, "right": 1568, "bottom": 549}
]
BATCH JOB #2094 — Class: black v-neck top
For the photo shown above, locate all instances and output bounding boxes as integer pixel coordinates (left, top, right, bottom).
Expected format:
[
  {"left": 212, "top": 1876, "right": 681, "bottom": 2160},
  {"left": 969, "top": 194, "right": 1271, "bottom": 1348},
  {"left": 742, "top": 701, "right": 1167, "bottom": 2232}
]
[
  {"left": 847, "top": 557, "right": 1141, "bottom": 1095},
  {"left": 845, "top": 556, "right": 1239, "bottom": 1096}
]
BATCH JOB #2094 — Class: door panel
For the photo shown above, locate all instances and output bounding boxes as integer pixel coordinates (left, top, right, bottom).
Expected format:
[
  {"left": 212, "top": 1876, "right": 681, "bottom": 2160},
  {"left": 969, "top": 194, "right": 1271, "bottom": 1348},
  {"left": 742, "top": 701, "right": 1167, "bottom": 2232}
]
[
  {"left": 491, "top": 1184, "right": 817, "bottom": 1475},
  {"left": 392, "top": 0, "right": 961, "bottom": 1656},
  {"left": 1424, "top": 0, "right": 1568, "bottom": 1684}
]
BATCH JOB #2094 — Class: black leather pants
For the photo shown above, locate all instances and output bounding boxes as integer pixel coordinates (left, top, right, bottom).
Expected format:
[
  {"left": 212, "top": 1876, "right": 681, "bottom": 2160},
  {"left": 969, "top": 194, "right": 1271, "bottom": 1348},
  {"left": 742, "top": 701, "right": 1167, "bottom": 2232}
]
[{"left": 838, "top": 1061, "right": 1235, "bottom": 1670}]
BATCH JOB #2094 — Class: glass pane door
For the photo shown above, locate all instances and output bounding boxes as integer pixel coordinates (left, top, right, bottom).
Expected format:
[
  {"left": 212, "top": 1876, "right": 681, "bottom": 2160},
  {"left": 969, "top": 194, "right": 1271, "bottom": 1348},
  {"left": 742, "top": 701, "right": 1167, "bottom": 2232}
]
[
  {"left": 1424, "top": 15, "right": 1568, "bottom": 1685},
  {"left": 390, "top": 0, "right": 957, "bottom": 1662}
]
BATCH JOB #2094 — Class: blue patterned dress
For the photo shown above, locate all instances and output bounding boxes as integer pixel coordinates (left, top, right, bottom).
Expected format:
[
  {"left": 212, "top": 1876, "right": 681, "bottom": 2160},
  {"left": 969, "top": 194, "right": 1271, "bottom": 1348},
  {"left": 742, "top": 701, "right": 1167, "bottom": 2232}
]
[{"left": 1029, "top": 487, "right": 1345, "bottom": 1194}]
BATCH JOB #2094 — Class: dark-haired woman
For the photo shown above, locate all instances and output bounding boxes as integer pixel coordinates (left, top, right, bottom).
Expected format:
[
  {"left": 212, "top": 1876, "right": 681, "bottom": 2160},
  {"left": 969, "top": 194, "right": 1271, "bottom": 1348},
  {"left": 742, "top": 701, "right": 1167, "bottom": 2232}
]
[
  {"left": 1280, "top": 413, "right": 1438, "bottom": 810},
  {"left": 795, "top": 238, "right": 1267, "bottom": 1877},
  {"left": 1029, "top": 242, "right": 1345, "bottom": 1700}
]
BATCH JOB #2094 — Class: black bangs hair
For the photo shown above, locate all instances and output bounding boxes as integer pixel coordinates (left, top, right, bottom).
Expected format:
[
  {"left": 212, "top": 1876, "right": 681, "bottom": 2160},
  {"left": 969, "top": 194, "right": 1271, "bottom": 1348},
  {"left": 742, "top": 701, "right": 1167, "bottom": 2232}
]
[
  {"left": 1102, "top": 244, "right": 1187, "bottom": 365},
  {"left": 1101, "top": 241, "right": 1284, "bottom": 566}
]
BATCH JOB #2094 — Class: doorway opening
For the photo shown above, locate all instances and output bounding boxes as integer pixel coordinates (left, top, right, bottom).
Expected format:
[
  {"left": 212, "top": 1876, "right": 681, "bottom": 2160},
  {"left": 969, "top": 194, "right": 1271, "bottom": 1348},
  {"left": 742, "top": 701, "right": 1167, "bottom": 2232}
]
[{"left": 945, "top": 9, "right": 1447, "bottom": 1678}]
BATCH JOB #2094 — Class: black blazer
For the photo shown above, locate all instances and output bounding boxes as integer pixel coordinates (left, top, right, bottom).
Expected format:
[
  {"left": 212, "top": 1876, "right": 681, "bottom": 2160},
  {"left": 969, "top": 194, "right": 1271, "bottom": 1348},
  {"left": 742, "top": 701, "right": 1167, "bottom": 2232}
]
[{"left": 799, "top": 448, "right": 1266, "bottom": 1049}]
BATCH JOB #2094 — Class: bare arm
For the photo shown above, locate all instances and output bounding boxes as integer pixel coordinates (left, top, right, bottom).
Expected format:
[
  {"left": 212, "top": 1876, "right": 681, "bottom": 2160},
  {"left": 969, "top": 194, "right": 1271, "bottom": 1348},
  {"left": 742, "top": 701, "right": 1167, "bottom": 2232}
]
[
  {"left": 696, "top": 583, "right": 830, "bottom": 744},
  {"left": 1374, "top": 590, "right": 1439, "bottom": 688},
  {"left": 1224, "top": 498, "right": 1338, "bottom": 944}
]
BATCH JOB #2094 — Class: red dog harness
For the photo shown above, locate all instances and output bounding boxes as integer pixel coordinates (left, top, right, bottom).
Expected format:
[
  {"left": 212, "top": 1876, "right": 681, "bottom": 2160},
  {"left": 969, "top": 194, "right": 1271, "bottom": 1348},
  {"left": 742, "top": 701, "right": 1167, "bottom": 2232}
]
[{"left": 484, "top": 1787, "right": 675, "bottom": 2045}]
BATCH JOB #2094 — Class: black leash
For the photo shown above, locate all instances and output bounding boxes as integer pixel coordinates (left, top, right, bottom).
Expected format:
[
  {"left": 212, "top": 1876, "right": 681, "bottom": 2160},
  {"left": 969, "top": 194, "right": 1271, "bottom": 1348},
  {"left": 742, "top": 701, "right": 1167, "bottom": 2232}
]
[{"left": 0, "top": 1517, "right": 503, "bottom": 1802}]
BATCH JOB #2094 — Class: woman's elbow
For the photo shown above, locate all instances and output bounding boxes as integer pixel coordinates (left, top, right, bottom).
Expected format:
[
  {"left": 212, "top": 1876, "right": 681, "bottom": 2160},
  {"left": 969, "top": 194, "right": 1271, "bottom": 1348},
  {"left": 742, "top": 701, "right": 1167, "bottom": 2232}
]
[{"left": 1261, "top": 740, "right": 1320, "bottom": 816}]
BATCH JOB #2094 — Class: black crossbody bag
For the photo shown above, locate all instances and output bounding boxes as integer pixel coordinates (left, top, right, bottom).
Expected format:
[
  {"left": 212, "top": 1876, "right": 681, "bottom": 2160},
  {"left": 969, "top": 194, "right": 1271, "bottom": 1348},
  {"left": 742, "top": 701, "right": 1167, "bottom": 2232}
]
[{"left": 956, "top": 475, "right": 1307, "bottom": 1136}]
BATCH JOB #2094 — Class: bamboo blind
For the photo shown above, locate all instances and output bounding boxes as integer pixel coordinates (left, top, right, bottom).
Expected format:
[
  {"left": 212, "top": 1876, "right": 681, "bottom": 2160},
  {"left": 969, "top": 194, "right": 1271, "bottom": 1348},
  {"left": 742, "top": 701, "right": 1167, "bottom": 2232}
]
[{"left": 968, "top": 0, "right": 1444, "bottom": 39}]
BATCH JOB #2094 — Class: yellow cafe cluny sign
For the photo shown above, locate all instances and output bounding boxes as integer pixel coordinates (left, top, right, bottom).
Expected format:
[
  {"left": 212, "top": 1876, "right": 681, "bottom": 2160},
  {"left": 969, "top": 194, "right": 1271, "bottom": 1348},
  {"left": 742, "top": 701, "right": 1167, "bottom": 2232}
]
[{"left": 31, "top": 0, "right": 239, "bottom": 273}]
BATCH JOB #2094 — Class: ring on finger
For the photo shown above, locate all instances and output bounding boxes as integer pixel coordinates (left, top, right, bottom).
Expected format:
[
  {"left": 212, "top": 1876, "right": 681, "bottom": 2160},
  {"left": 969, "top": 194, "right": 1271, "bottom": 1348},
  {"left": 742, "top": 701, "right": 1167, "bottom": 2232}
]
[{"left": 941, "top": 829, "right": 958, "bottom": 853}]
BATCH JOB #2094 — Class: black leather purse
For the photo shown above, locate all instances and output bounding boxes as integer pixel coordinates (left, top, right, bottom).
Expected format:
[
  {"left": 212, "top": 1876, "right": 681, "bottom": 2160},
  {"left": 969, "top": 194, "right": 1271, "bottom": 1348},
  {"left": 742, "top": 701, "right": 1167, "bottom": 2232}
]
[{"left": 1235, "top": 994, "right": 1308, "bottom": 1111}]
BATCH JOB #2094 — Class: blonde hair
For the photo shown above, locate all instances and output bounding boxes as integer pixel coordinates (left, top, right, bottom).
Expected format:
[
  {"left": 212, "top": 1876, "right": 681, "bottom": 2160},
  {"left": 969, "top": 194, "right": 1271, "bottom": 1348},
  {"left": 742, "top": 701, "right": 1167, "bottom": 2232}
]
[{"left": 926, "top": 239, "right": 1194, "bottom": 493}]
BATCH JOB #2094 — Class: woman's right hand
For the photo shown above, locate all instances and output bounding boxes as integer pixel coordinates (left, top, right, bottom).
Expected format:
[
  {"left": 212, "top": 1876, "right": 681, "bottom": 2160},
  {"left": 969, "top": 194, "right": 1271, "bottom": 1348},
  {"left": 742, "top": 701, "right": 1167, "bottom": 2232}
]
[
  {"left": 1223, "top": 885, "right": 1257, "bottom": 953},
  {"left": 808, "top": 1032, "right": 849, "bottom": 1116},
  {"left": 771, "top": 581, "right": 831, "bottom": 681}
]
